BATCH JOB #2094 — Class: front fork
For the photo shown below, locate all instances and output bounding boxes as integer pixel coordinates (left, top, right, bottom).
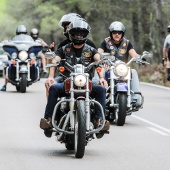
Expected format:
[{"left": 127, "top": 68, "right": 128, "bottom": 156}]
[{"left": 15, "top": 61, "right": 30, "bottom": 81}]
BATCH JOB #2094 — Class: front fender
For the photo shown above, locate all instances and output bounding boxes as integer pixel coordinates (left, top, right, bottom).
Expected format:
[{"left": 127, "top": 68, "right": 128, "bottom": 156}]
[{"left": 116, "top": 82, "right": 128, "bottom": 92}]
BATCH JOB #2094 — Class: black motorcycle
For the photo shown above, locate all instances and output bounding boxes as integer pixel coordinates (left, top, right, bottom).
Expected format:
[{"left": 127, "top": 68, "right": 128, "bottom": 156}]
[
  {"left": 3, "top": 34, "right": 42, "bottom": 93},
  {"left": 45, "top": 52, "right": 108, "bottom": 158}
]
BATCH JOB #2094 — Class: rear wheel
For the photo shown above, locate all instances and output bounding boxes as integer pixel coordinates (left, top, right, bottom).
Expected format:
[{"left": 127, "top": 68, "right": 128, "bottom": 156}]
[
  {"left": 116, "top": 93, "right": 127, "bottom": 126},
  {"left": 74, "top": 100, "right": 86, "bottom": 158},
  {"left": 20, "top": 74, "right": 27, "bottom": 93}
]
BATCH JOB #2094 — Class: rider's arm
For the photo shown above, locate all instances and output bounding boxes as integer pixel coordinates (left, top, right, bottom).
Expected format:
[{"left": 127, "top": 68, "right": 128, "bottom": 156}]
[
  {"left": 48, "top": 56, "right": 61, "bottom": 78},
  {"left": 128, "top": 48, "right": 140, "bottom": 58}
]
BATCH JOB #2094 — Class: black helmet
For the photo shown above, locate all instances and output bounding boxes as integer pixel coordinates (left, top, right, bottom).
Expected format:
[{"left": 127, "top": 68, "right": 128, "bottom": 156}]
[
  {"left": 59, "top": 13, "right": 81, "bottom": 38},
  {"left": 167, "top": 25, "right": 170, "bottom": 32},
  {"left": 68, "top": 18, "right": 90, "bottom": 45},
  {"left": 30, "top": 28, "right": 39, "bottom": 40},
  {"left": 109, "top": 21, "right": 125, "bottom": 39},
  {"left": 16, "top": 25, "right": 27, "bottom": 35}
]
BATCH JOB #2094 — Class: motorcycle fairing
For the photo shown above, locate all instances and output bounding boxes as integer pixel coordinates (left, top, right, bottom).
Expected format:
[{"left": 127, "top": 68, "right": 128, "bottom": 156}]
[{"left": 3, "top": 45, "right": 18, "bottom": 55}]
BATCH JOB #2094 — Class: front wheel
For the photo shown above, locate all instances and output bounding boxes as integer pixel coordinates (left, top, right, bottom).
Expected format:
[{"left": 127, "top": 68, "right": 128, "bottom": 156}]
[
  {"left": 116, "top": 93, "right": 127, "bottom": 126},
  {"left": 20, "top": 74, "right": 27, "bottom": 93},
  {"left": 74, "top": 100, "right": 86, "bottom": 158}
]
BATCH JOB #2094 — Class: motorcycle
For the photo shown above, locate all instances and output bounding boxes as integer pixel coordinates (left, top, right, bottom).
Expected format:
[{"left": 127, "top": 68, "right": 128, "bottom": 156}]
[
  {"left": 101, "top": 51, "right": 150, "bottom": 126},
  {"left": 3, "top": 34, "right": 42, "bottom": 93},
  {"left": 45, "top": 52, "right": 108, "bottom": 158}
]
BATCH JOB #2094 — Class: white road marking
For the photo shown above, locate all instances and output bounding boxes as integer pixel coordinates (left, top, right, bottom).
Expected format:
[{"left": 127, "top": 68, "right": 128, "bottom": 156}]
[
  {"left": 132, "top": 115, "right": 170, "bottom": 134},
  {"left": 147, "top": 127, "right": 169, "bottom": 136}
]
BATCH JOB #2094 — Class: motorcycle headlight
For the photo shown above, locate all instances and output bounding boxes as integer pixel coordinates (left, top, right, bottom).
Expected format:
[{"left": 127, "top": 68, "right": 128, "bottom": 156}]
[
  {"left": 114, "top": 63, "right": 128, "bottom": 77},
  {"left": 11, "top": 52, "right": 17, "bottom": 59},
  {"left": 74, "top": 75, "right": 86, "bottom": 87},
  {"left": 19, "top": 51, "right": 28, "bottom": 61},
  {"left": 29, "top": 53, "right": 36, "bottom": 60}
]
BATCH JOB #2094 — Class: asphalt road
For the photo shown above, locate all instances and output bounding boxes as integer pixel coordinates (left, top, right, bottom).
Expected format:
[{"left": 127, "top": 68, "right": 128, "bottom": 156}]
[{"left": 0, "top": 78, "right": 170, "bottom": 170}]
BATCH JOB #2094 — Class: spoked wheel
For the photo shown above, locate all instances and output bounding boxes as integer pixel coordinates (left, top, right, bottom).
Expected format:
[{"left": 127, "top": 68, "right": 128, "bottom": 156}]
[
  {"left": 116, "top": 93, "right": 127, "bottom": 126},
  {"left": 74, "top": 100, "right": 86, "bottom": 158}
]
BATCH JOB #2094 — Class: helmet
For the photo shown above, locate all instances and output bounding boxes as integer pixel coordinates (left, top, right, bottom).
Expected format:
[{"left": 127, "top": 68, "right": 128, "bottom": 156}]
[
  {"left": 109, "top": 21, "right": 125, "bottom": 39},
  {"left": 30, "top": 28, "right": 39, "bottom": 40},
  {"left": 16, "top": 25, "right": 27, "bottom": 35},
  {"left": 59, "top": 13, "right": 81, "bottom": 38},
  {"left": 167, "top": 25, "right": 170, "bottom": 32},
  {"left": 68, "top": 18, "right": 90, "bottom": 45},
  {"left": 59, "top": 13, "right": 81, "bottom": 28}
]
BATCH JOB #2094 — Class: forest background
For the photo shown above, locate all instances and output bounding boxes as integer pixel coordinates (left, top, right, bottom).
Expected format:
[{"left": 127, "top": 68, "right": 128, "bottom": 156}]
[{"left": 0, "top": 0, "right": 170, "bottom": 86}]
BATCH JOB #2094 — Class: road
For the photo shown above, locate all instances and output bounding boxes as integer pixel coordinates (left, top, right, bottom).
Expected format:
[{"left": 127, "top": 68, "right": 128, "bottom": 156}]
[{"left": 0, "top": 78, "right": 170, "bottom": 170}]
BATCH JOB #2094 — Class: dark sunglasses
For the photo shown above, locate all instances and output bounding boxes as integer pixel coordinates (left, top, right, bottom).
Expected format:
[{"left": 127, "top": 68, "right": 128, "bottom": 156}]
[{"left": 112, "top": 31, "right": 122, "bottom": 35}]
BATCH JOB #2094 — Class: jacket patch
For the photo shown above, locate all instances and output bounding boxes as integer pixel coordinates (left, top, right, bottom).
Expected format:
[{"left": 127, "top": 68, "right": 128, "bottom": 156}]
[
  {"left": 83, "top": 51, "right": 92, "bottom": 57},
  {"left": 119, "top": 49, "right": 126, "bottom": 54}
]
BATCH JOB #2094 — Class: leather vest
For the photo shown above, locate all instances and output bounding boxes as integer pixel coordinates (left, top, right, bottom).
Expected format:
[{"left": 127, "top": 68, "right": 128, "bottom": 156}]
[
  {"left": 62, "top": 43, "right": 95, "bottom": 78},
  {"left": 105, "top": 37, "right": 129, "bottom": 62}
]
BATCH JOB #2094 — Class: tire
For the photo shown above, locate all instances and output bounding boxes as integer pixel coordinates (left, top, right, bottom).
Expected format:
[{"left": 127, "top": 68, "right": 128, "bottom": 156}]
[
  {"left": 16, "top": 86, "right": 20, "bottom": 92},
  {"left": 75, "top": 100, "right": 86, "bottom": 158},
  {"left": 20, "top": 74, "right": 27, "bottom": 93},
  {"left": 116, "top": 93, "right": 127, "bottom": 126}
]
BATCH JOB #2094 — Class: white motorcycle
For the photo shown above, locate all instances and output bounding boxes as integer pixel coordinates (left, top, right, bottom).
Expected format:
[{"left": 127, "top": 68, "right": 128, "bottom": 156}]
[{"left": 101, "top": 51, "right": 150, "bottom": 126}]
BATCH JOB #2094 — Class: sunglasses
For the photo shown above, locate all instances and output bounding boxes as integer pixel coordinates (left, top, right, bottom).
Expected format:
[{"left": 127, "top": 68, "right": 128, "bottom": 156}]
[{"left": 112, "top": 31, "right": 122, "bottom": 35}]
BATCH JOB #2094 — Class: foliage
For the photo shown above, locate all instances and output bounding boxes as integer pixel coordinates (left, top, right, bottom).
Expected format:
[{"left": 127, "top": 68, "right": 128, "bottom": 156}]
[{"left": 0, "top": 0, "right": 169, "bottom": 61}]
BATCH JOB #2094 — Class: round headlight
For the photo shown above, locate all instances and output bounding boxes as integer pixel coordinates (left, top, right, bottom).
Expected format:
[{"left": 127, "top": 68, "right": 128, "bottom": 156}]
[
  {"left": 114, "top": 63, "right": 128, "bottom": 77},
  {"left": 74, "top": 75, "right": 86, "bottom": 87},
  {"left": 11, "top": 52, "right": 17, "bottom": 59},
  {"left": 19, "top": 51, "right": 28, "bottom": 61},
  {"left": 30, "top": 53, "right": 36, "bottom": 60}
]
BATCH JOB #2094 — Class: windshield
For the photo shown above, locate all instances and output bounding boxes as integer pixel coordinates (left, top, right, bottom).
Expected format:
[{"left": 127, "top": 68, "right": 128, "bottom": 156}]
[{"left": 11, "top": 34, "right": 34, "bottom": 44}]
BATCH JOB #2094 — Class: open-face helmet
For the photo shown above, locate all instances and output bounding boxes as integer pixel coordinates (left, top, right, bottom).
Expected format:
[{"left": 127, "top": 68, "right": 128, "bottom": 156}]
[
  {"left": 30, "top": 28, "right": 39, "bottom": 40},
  {"left": 16, "top": 25, "right": 27, "bottom": 35},
  {"left": 109, "top": 21, "right": 125, "bottom": 39}
]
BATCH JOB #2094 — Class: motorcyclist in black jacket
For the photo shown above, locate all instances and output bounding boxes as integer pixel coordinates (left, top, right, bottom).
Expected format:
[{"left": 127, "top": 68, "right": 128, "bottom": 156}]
[{"left": 45, "top": 13, "right": 97, "bottom": 98}]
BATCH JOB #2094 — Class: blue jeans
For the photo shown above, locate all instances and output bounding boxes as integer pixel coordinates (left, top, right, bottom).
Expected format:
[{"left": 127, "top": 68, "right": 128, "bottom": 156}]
[{"left": 44, "top": 83, "right": 106, "bottom": 120}]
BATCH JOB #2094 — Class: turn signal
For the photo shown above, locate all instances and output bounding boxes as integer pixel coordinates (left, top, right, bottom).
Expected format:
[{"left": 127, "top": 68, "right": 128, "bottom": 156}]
[
  {"left": 96, "top": 67, "right": 102, "bottom": 73},
  {"left": 30, "top": 60, "right": 34, "bottom": 65},
  {"left": 59, "top": 66, "right": 65, "bottom": 72},
  {"left": 12, "top": 61, "right": 16, "bottom": 65}
]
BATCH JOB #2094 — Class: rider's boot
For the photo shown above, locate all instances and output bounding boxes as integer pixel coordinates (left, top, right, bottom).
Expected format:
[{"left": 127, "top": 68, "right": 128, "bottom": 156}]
[
  {"left": 1, "top": 85, "right": 6, "bottom": 91},
  {"left": 40, "top": 118, "right": 53, "bottom": 138}
]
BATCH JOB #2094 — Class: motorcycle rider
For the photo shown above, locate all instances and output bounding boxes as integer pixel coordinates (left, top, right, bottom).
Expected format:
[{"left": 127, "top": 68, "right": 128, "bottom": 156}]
[
  {"left": 40, "top": 18, "right": 110, "bottom": 137},
  {"left": 30, "top": 28, "right": 48, "bottom": 73},
  {"left": 96, "top": 21, "right": 142, "bottom": 108},
  {"left": 1, "top": 25, "right": 33, "bottom": 91},
  {"left": 163, "top": 25, "right": 170, "bottom": 81},
  {"left": 45, "top": 13, "right": 97, "bottom": 97}
]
